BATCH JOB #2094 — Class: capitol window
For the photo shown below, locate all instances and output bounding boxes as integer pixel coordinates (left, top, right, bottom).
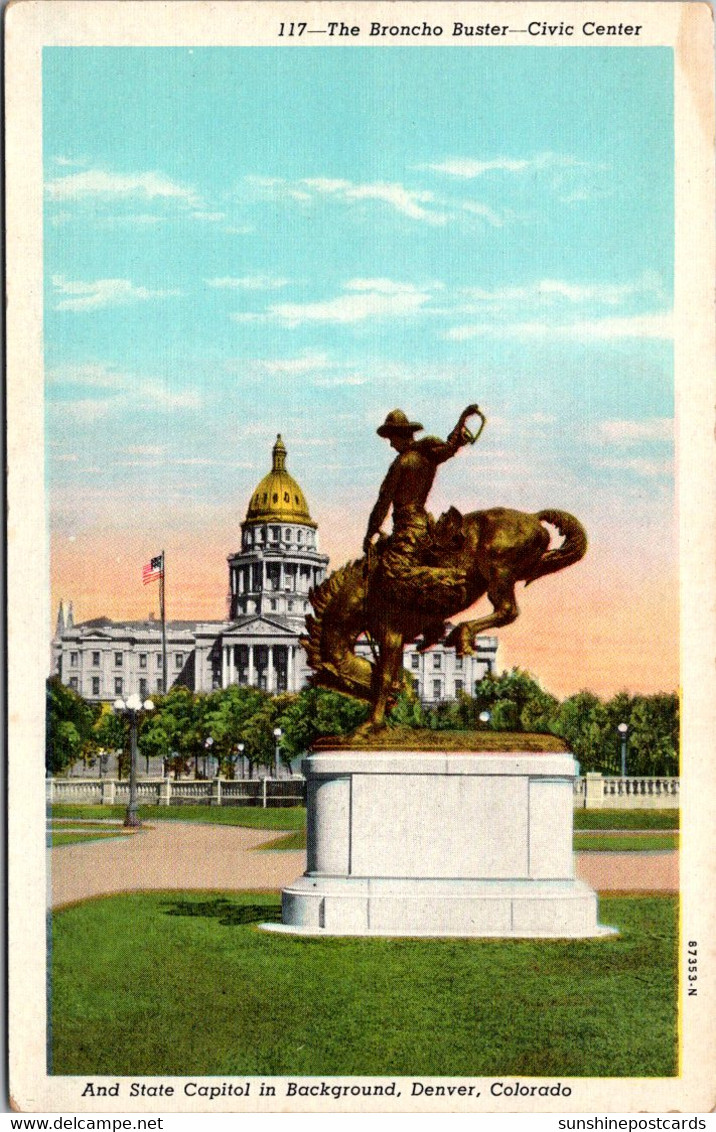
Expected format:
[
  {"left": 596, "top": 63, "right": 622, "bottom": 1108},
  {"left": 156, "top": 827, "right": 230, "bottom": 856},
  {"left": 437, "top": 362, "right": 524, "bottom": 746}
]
[
  {"left": 92, "top": 651, "right": 100, "bottom": 667},
  {"left": 70, "top": 652, "right": 78, "bottom": 667},
  {"left": 411, "top": 654, "right": 420, "bottom": 669}
]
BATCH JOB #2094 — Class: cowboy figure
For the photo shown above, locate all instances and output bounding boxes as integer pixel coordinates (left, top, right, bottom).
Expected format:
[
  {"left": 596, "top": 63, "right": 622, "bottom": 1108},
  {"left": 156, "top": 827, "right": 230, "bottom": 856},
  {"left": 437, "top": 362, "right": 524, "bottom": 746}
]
[{"left": 364, "top": 404, "right": 485, "bottom": 608}]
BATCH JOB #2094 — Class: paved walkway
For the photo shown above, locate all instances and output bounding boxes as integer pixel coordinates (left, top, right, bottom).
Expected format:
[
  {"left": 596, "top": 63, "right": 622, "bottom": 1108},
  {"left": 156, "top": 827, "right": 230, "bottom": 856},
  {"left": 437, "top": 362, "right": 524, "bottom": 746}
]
[
  {"left": 49, "top": 821, "right": 678, "bottom": 909},
  {"left": 49, "top": 822, "right": 306, "bottom": 909}
]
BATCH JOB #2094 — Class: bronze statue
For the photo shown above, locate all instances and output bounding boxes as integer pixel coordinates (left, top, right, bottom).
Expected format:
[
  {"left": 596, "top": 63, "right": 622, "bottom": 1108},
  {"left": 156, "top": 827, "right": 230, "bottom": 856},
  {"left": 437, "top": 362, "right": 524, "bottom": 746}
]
[{"left": 302, "top": 405, "right": 587, "bottom": 731}]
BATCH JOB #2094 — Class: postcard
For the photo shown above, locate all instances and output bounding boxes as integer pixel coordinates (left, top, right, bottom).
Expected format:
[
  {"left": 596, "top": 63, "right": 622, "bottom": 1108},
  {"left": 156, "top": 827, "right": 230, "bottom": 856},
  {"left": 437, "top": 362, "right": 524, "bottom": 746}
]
[{"left": 6, "top": 0, "right": 715, "bottom": 1115}]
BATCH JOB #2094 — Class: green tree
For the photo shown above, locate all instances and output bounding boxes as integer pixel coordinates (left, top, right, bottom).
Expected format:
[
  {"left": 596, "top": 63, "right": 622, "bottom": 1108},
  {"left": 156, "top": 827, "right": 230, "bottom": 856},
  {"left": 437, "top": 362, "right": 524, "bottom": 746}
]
[
  {"left": 46, "top": 677, "right": 98, "bottom": 775},
  {"left": 277, "top": 687, "right": 369, "bottom": 765},
  {"left": 472, "top": 668, "right": 555, "bottom": 734},
  {"left": 204, "top": 685, "right": 275, "bottom": 776},
  {"left": 388, "top": 688, "right": 428, "bottom": 730},
  {"left": 237, "top": 695, "right": 280, "bottom": 776},
  {"left": 627, "top": 693, "right": 679, "bottom": 776},
  {"left": 92, "top": 708, "right": 128, "bottom": 776},
  {"left": 141, "top": 686, "right": 206, "bottom": 778}
]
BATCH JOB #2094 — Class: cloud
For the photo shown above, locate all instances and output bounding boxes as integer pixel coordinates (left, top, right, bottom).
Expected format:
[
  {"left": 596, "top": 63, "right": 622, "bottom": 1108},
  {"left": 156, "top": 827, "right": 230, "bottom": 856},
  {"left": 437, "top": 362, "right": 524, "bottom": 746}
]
[
  {"left": 460, "top": 201, "right": 505, "bottom": 226},
  {"left": 206, "top": 275, "right": 291, "bottom": 290},
  {"left": 346, "top": 278, "right": 437, "bottom": 295},
  {"left": 98, "top": 214, "right": 164, "bottom": 227},
  {"left": 47, "top": 362, "right": 122, "bottom": 388},
  {"left": 312, "top": 376, "right": 369, "bottom": 387},
  {"left": 534, "top": 277, "right": 663, "bottom": 305},
  {"left": 596, "top": 419, "right": 673, "bottom": 443},
  {"left": 45, "top": 168, "right": 200, "bottom": 206},
  {"left": 123, "top": 445, "right": 167, "bottom": 457},
  {"left": 302, "top": 177, "right": 447, "bottom": 224},
  {"left": 459, "top": 273, "right": 664, "bottom": 309},
  {"left": 593, "top": 456, "right": 673, "bottom": 477},
  {"left": 244, "top": 172, "right": 522, "bottom": 228},
  {"left": 446, "top": 312, "right": 673, "bottom": 342},
  {"left": 46, "top": 362, "right": 202, "bottom": 423},
  {"left": 250, "top": 352, "right": 332, "bottom": 375},
  {"left": 419, "top": 153, "right": 583, "bottom": 178},
  {"left": 263, "top": 279, "right": 433, "bottom": 327},
  {"left": 52, "top": 276, "right": 182, "bottom": 311},
  {"left": 250, "top": 175, "right": 447, "bottom": 224}
]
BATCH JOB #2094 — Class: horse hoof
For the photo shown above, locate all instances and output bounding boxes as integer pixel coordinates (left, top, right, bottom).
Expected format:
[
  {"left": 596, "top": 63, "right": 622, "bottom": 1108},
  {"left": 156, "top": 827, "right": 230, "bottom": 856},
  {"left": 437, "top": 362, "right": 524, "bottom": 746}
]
[{"left": 447, "top": 625, "right": 476, "bottom": 657}]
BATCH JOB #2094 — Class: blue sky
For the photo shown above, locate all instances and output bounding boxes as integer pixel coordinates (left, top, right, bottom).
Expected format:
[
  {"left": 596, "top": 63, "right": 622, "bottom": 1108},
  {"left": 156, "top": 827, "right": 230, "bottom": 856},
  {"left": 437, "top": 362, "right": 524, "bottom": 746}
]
[{"left": 43, "top": 46, "right": 677, "bottom": 692}]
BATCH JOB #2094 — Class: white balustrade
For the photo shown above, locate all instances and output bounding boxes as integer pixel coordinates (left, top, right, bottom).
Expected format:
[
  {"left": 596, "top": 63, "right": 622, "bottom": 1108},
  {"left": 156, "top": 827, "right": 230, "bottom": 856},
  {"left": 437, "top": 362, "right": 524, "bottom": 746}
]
[{"left": 573, "top": 774, "right": 679, "bottom": 809}]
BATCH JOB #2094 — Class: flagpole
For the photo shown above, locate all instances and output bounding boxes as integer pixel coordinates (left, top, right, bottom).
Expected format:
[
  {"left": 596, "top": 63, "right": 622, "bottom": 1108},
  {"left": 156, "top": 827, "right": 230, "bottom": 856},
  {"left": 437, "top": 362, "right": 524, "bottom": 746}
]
[{"left": 160, "top": 550, "right": 167, "bottom": 695}]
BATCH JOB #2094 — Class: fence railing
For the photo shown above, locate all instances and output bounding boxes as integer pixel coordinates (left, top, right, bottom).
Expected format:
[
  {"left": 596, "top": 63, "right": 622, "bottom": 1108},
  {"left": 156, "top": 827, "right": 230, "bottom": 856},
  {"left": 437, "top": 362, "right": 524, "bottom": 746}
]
[
  {"left": 574, "top": 773, "right": 679, "bottom": 809},
  {"left": 47, "top": 776, "right": 306, "bottom": 809},
  {"left": 48, "top": 773, "right": 679, "bottom": 810}
]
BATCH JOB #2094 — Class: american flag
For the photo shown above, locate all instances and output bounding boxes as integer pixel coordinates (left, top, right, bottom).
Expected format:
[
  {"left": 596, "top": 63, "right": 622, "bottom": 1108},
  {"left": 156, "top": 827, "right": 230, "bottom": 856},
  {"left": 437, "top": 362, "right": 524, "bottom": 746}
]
[{"left": 142, "top": 554, "right": 164, "bottom": 585}]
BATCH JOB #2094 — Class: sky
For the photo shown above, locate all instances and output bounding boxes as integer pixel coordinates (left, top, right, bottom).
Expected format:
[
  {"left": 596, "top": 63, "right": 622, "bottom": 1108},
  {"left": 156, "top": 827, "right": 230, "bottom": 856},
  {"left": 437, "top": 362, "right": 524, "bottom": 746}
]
[{"left": 44, "top": 46, "right": 676, "bottom": 698}]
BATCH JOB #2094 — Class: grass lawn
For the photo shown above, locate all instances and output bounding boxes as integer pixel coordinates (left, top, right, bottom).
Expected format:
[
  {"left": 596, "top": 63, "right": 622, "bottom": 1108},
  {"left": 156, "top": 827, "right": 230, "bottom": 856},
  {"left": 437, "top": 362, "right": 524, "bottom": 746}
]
[
  {"left": 50, "top": 803, "right": 306, "bottom": 831},
  {"left": 255, "top": 831, "right": 307, "bottom": 851},
  {"left": 574, "top": 833, "right": 678, "bottom": 852},
  {"left": 51, "top": 891, "right": 676, "bottom": 1078},
  {"left": 50, "top": 805, "right": 678, "bottom": 849},
  {"left": 50, "top": 831, "right": 132, "bottom": 848},
  {"left": 264, "top": 829, "right": 680, "bottom": 853},
  {"left": 573, "top": 809, "right": 679, "bottom": 830}
]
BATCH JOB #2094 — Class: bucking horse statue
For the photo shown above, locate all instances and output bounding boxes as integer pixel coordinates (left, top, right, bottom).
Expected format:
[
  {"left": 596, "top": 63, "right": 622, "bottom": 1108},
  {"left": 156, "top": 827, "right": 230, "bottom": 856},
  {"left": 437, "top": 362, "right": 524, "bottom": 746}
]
[{"left": 301, "top": 405, "right": 587, "bottom": 732}]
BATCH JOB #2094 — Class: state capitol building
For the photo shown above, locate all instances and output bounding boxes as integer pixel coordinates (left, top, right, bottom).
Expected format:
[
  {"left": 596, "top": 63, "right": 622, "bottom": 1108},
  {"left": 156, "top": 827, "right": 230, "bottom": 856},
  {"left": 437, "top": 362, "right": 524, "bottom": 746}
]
[{"left": 53, "top": 436, "right": 498, "bottom": 705}]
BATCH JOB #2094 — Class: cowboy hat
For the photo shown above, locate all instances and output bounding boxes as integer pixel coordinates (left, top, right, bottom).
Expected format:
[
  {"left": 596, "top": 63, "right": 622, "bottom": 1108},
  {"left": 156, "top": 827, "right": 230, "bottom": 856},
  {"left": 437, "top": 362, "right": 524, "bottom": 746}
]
[{"left": 376, "top": 409, "right": 424, "bottom": 437}]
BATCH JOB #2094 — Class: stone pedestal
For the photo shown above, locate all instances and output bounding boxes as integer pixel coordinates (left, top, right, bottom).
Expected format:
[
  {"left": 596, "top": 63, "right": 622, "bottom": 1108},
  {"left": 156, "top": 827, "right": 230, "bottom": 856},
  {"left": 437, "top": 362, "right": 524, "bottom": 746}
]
[{"left": 265, "top": 750, "right": 616, "bottom": 938}]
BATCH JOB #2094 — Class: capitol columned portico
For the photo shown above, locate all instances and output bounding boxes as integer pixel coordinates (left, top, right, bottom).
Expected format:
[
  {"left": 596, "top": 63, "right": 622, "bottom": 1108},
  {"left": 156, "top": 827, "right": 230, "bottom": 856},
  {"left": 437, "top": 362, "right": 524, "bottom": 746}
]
[{"left": 219, "top": 635, "right": 301, "bottom": 694}]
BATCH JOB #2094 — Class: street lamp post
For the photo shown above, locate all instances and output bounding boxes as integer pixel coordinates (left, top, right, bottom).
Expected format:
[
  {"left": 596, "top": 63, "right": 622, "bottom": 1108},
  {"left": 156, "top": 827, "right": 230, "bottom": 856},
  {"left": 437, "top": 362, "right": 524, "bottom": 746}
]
[
  {"left": 113, "top": 694, "right": 154, "bottom": 829},
  {"left": 617, "top": 722, "right": 629, "bottom": 777},
  {"left": 204, "top": 736, "right": 215, "bottom": 778},
  {"left": 235, "top": 742, "right": 245, "bottom": 779},
  {"left": 273, "top": 727, "right": 283, "bottom": 778}
]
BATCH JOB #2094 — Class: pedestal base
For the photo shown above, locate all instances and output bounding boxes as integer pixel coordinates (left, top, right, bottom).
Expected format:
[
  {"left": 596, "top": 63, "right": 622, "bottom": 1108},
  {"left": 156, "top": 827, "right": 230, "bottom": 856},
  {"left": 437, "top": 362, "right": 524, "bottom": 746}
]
[
  {"left": 265, "top": 876, "right": 615, "bottom": 938},
  {"left": 266, "top": 749, "right": 616, "bottom": 939}
]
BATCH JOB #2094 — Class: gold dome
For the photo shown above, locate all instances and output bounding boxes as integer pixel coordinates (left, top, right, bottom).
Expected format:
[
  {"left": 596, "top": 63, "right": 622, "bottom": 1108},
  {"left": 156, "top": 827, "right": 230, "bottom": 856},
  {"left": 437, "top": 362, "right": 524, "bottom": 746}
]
[{"left": 245, "top": 435, "right": 316, "bottom": 527}]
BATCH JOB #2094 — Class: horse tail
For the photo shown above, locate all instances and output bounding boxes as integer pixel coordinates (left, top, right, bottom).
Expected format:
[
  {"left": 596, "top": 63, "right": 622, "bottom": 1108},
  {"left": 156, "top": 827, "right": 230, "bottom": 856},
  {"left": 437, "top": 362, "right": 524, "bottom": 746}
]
[
  {"left": 299, "top": 558, "right": 374, "bottom": 701},
  {"left": 524, "top": 510, "right": 588, "bottom": 586}
]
